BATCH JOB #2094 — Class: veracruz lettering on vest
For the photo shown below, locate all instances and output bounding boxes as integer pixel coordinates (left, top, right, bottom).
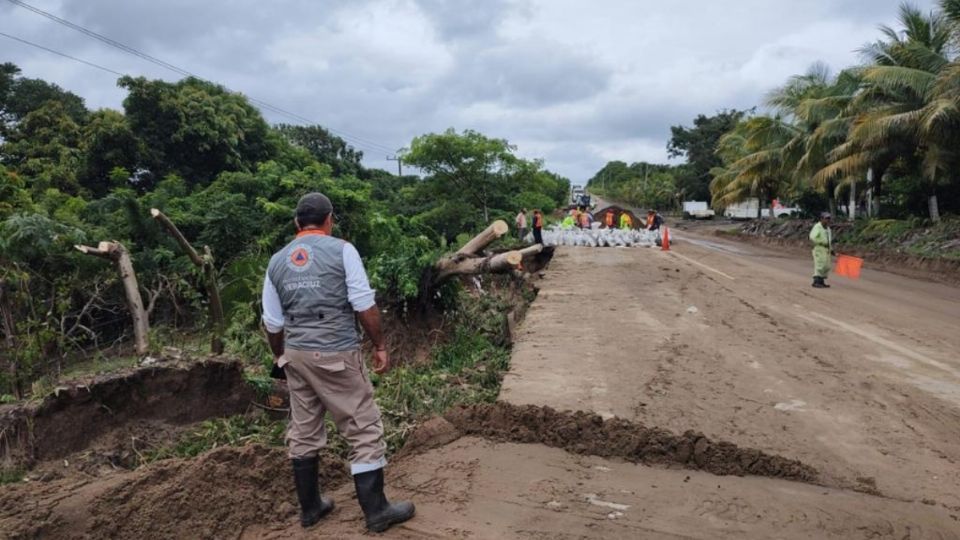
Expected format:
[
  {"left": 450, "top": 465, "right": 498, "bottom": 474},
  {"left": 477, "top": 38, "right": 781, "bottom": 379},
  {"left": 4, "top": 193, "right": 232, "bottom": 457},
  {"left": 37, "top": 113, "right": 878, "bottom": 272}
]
[{"left": 267, "top": 235, "right": 358, "bottom": 351}]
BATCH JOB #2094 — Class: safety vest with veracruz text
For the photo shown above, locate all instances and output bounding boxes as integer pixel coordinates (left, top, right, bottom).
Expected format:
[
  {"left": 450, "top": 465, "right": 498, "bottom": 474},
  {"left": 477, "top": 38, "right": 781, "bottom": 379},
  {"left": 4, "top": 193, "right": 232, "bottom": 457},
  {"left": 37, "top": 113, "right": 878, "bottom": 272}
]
[{"left": 267, "top": 231, "right": 358, "bottom": 351}]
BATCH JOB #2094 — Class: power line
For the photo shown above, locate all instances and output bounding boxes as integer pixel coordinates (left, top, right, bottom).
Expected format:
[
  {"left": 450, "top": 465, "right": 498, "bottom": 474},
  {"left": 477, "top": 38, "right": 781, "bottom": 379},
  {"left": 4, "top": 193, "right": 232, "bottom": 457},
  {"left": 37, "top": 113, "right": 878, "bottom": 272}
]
[
  {"left": 0, "top": 31, "right": 124, "bottom": 76},
  {"left": 5, "top": 0, "right": 400, "bottom": 156},
  {"left": 6, "top": 0, "right": 193, "bottom": 77}
]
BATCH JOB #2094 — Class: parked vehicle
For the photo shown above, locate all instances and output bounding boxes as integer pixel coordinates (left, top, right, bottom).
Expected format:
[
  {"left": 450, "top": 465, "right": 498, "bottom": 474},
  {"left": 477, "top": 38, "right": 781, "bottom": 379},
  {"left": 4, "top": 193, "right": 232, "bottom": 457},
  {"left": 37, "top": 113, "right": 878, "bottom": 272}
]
[
  {"left": 682, "top": 201, "right": 715, "bottom": 219},
  {"left": 724, "top": 199, "right": 798, "bottom": 219}
]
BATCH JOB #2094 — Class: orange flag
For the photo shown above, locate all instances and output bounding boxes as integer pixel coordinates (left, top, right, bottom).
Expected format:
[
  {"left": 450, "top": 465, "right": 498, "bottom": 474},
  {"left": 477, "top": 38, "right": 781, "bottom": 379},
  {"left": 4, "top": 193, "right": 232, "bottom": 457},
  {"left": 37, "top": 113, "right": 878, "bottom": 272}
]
[{"left": 835, "top": 254, "right": 863, "bottom": 279}]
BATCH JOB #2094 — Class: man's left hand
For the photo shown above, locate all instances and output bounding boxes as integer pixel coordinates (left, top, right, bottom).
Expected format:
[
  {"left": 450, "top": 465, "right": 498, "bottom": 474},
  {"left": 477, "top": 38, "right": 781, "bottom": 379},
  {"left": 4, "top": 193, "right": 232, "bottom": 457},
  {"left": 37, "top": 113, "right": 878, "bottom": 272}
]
[{"left": 372, "top": 348, "right": 390, "bottom": 374}]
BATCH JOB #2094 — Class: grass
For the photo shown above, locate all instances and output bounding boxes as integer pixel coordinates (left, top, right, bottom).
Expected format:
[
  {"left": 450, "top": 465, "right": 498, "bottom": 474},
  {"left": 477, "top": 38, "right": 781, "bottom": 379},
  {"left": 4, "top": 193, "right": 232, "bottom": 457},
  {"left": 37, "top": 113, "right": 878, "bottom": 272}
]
[
  {"left": 144, "top": 279, "right": 528, "bottom": 463},
  {"left": 57, "top": 355, "right": 141, "bottom": 383},
  {"left": 144, "top": 414, "right": 287, "bottom": 462},
  {"left": 0, "top": 467, "right": 25, "bottom": 485},
  {"left": 841, "top": 216, "right": 960, "bottom": 260},
  {"left": 736, "top": 215, "right": 960, "bottom": 261},
  {"left": 9, "top": 328, "right": 214, "bottom": 404}
]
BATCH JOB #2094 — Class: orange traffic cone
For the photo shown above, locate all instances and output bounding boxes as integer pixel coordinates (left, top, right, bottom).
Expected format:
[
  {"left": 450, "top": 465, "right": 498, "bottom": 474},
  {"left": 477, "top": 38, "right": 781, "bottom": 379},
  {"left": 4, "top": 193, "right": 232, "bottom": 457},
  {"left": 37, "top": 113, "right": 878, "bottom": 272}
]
[{"left": 661, "top": 226, "right": 670, "bottom": 251}]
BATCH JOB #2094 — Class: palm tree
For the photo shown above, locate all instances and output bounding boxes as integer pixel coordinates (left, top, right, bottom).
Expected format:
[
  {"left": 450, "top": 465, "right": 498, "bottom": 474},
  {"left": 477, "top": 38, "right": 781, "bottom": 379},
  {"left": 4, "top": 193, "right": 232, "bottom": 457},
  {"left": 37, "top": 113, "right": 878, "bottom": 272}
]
[
  {"left": 710, "top": 116, "right": 798, "bottom": 217},
  {"left": 817, "top": 2, "right": 958, "bottom": 221},
  {"left": 768, "top": 64, "right": 863, "bottom": 217}
]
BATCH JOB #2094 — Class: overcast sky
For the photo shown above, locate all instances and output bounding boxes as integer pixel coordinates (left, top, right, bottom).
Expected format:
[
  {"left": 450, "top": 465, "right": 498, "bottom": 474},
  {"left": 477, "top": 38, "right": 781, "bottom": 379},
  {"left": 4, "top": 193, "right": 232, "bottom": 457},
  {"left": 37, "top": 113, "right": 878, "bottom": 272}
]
[{"left": 0, "top": 0, "right": 938, "bottom": 183}]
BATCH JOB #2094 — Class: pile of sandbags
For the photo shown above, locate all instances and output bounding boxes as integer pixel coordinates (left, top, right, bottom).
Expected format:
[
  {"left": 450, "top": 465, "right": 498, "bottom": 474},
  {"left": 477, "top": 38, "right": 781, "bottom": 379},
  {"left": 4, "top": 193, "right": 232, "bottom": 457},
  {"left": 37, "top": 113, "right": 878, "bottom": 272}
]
[{"left": 530, "top": 227, "right": 659, "bottom": 248}]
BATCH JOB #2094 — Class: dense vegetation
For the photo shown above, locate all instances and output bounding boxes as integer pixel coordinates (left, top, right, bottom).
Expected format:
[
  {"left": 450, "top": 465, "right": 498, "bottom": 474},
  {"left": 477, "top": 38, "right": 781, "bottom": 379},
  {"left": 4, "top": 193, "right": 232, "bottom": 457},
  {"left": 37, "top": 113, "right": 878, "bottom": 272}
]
[
  {"left": 711, "top": 1, "right": 960, "bottom": 221},
  {"left": 0, "top": 64, "right": 569, "bottom": 398},
  {"left": 586, "top": 110, "right": 748, "bottom": 211},
  {"left": 590, "top": 1, "right": 960, "bottom": 224}
]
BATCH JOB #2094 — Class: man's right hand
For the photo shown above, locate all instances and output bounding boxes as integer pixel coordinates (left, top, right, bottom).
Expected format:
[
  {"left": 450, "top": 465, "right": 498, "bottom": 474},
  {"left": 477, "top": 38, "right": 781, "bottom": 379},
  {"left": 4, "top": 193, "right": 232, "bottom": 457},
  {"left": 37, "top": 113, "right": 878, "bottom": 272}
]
[{"left": 372, "top": 348, "right": 390, "bottom": 374}]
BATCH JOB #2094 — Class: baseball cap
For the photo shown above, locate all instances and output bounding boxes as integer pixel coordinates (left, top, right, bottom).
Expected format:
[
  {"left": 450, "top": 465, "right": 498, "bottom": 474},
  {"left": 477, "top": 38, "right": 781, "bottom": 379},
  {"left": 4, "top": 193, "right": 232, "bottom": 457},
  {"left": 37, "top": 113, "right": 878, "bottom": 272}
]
[
  {"left": 820, "top": 211, "right": 832, "bottom": 219},
  {"left": 296, "top": 193, "right": 333, "bottom": 219}
]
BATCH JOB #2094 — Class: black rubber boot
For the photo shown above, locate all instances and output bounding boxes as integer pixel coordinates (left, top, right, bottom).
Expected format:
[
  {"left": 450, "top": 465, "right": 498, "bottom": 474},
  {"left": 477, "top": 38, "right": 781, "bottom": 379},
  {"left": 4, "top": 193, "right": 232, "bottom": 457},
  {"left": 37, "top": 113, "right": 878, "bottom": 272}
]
[
  {"left": 812, "top": 277, "right": 827, "bottom": 288},
  {"left": 354, "top": 469, "right": 415, "bottom": 533},
  {"left": 292, "top": 457, "right": 335, "bottom": 528}
]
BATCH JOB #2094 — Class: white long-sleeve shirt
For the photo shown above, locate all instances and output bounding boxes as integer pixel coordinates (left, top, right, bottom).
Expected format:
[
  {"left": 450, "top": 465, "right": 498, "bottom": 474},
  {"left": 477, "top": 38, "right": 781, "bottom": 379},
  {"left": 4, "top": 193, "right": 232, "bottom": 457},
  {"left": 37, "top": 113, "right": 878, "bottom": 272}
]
[{"left": 261, "top": 242, "right": 375, "bottom": 333}]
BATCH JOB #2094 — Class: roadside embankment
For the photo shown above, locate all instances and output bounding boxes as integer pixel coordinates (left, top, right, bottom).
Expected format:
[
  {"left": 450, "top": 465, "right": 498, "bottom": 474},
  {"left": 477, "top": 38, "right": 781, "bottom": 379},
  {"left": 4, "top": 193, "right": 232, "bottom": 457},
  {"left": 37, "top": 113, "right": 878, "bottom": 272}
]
[{"left": 723, "top": 217, "right": 960, "bottom": 284}]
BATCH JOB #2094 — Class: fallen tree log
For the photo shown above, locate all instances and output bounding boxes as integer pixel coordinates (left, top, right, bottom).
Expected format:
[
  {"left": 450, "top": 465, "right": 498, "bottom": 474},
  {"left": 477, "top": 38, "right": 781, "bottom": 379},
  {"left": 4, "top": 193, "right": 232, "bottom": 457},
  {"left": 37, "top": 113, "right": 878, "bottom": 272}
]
[
  {"left": 151, "top": 208, "right": 226, "bottom": 354},
  {"left": 517, "top": 244, "right": 543, "bottom": 260},
  {"left": 432, "top": 220, "right": 521, "bottom": 284},
  {"left": 434, "top": 250, "right": 522, "bottom": 283},
  {"left": 456, "top": 220, "right": 509, "bottom": 258},
  {"left": 74, "top": 241, "right": 149, "bottom": 355}
]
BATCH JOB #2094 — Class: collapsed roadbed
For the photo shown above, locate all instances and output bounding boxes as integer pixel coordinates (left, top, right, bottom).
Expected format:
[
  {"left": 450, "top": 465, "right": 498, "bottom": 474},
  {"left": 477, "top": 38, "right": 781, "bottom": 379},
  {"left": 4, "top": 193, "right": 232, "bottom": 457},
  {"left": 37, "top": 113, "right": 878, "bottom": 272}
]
[
  {"left": 0, "top": 359, "right": 255, "bottom": 471},
  {"left": 0, "top": 361, "right": 822, "bottom": 539}
]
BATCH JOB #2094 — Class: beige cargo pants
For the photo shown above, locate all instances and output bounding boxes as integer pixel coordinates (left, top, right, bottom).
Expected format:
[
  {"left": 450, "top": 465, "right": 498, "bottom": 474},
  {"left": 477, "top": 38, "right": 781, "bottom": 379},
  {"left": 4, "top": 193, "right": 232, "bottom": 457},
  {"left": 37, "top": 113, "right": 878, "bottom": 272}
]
[{"left": 281, "top": 348, "right": 387, "bottom": 475}]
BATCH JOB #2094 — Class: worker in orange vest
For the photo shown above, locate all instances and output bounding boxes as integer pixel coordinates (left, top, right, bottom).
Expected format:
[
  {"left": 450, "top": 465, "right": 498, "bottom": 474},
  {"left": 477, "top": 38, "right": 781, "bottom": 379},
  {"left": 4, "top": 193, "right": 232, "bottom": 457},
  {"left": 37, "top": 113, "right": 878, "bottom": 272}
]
[
  {"left": 578, "top": 207, "right": 592, "bottom": 229},
  {"left": 645, "top": 210, "right": 663, "bottom": 231},
  {"left": 532, "top": 210, "right": 544, "bottom": 245},
  {"left": 604, "top": 210, "right": 615, "bottom": 228}
]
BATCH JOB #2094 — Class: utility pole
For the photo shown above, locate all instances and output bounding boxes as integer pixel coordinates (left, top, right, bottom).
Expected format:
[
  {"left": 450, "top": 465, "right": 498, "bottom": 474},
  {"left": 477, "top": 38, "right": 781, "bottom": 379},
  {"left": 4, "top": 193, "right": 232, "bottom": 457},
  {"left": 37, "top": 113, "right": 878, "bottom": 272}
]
[{"left": 386, "top": 154, "right": 402, "bottom": 176}]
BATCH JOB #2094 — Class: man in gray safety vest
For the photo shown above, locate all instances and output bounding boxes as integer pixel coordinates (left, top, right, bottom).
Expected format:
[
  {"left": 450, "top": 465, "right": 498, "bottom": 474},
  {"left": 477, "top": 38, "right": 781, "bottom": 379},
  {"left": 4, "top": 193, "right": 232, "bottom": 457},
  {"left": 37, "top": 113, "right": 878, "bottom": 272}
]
[{"left": 262, "top": 192, "right": 415, "bottom": 532}]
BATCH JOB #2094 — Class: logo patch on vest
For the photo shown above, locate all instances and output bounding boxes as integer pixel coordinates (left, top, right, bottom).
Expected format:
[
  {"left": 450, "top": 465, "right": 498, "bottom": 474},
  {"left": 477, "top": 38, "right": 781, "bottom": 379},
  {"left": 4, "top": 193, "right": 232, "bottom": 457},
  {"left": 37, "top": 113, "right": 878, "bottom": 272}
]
[{"left": 286, "top": 244, "right": 314, "bottom": 273}]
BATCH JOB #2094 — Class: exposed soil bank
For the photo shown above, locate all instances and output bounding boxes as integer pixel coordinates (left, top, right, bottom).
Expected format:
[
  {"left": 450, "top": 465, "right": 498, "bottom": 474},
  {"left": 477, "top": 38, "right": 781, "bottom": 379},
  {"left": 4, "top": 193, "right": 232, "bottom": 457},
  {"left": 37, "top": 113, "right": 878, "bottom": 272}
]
[
  {"left": 440, "top": 402, "right": 817, "bottom": 482},
  {"left": 0, "top": 359, "right": 255, "bottom": 469},
  {"left": 0, "top": 403, "right": 818, "bottom": 540},
  {"left": 89, "top": 445, "right": 347, "bottom": 539},
  {"left": 0, "top": 445, "right": 348, "bottom": 540}
]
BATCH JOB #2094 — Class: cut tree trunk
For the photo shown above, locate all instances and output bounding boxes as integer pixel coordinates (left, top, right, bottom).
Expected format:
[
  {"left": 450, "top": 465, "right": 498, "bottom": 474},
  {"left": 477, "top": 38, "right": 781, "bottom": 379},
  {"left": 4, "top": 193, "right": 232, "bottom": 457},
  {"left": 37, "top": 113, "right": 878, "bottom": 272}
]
[
  {"left": 433, "top": 220, "right": 523, "bottom": 284},
  {"left": 434, "top": 251, "right": 522, "bottom": 282},
  {"left": 75, "top": 242, "right": 149, "bottom": 355},
  {"left": 457, "top": 220, "right": 509, "bottom": 257},
  {"left": 151, "top": 209, "right": 225, "bottom": 354},
  {"left": 517, "top": 244, "right": 543, "bottom": 259}
]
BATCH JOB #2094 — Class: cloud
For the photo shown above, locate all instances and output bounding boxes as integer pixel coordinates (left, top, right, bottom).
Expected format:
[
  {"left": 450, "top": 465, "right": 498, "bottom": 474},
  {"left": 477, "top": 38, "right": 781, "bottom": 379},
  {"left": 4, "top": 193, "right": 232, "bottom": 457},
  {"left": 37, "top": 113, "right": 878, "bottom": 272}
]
[
  {"left": 446, "top": 38, "right": 612, "bottom": 107},
  {"left": 0, "top": 0, "right": 940, "bottom": 182}
]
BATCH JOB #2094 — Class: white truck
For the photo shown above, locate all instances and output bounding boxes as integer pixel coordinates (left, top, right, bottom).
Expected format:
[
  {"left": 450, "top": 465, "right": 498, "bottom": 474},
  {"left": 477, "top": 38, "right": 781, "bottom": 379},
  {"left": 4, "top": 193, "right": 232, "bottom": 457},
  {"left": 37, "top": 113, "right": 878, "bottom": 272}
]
[
  {"left": 682, "top": 201, "right": 715, "bottom": 219},
  {"left": 724, "top": 198, "right": 799, "bottom": 219},
  {"left": 570, "top": 186, "right": 584, "bottom": 205}
]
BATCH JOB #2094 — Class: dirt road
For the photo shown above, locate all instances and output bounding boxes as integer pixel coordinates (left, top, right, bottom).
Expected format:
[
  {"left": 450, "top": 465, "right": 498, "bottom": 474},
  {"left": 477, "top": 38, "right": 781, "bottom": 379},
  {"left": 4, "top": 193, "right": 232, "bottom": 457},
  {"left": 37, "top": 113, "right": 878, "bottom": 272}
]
[
  {"left": 4, "top": 234, "right": 960, "bottom": 538},
  {"left": 254, "top": 233, "right": 960, "bottom": 538}
]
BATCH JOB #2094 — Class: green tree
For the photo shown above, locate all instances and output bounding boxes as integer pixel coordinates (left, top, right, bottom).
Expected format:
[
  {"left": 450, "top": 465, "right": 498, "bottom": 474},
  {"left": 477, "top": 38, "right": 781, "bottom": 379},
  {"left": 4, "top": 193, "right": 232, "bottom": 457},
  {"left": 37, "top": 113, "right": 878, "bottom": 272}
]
[
  {"left": 402, "top": 129, "right": 524, "bottom": 224},
  {"left": 1, "top": 63, "right": 88, "bottom": 131},
  {"left": 275, "top": 124, "right": 364, "bottom": 177},
  {"left": 1, "top": 101, "right": 83, "bottom": 195},
  {"left": 78, "top": 109, "right": 143, "bottom": 197},
  {"left": 119, "top": 76, "right": 276, "bottom": 187},
  {"left": 711, "top": 116, "right": 797, "bottom": 216},
  {"left": 815, "top": 2, "right": 958, "bottom": 220},
  {"left": 668, "top": 109, "right": 749, "bottom": 200}
]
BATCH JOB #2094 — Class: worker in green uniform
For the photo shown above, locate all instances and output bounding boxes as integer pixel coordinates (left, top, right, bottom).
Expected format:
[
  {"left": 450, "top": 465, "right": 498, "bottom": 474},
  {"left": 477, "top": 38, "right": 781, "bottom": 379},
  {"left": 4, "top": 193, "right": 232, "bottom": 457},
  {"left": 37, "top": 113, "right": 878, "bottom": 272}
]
[{"left": 809, "top": 212, "right": 833, "bottom": 288}]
